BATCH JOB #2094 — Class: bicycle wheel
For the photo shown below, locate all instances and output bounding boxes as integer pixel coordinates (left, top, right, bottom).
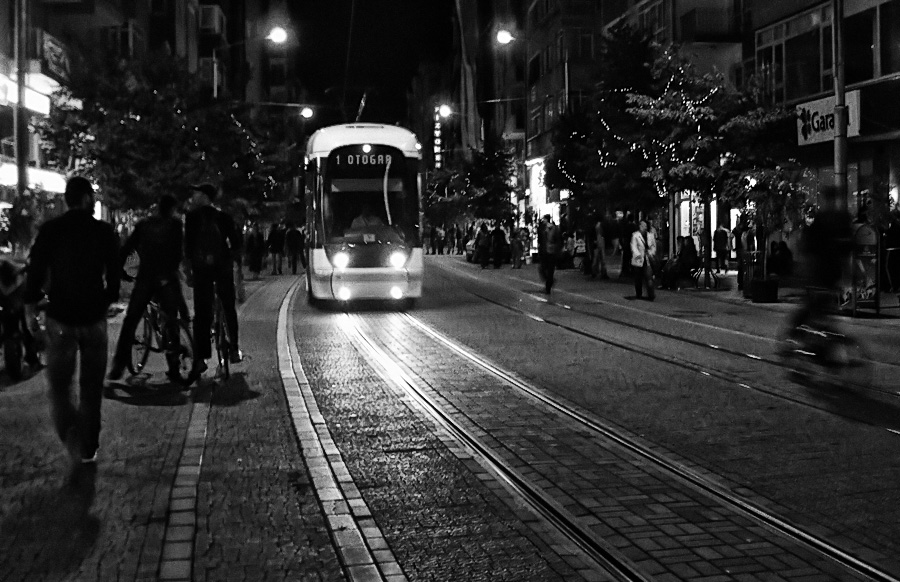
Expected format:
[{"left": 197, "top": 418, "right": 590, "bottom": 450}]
[
  {"left": 129, "top": 310, "right": 153, "bottom": 375},
  {"left": 213, "top": 301, "right": 230, "bottom": 380},
  {"left": 165, "top": 320, "right": 195, "bottom": 383}
]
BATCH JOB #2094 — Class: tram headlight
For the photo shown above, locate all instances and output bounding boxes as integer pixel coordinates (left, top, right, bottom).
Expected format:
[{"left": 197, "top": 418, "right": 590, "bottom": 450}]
[
  {"left": 388, "top": 251, "right": 407, "bottom": 269},
  {"left": 332, "top": 251, "right": 350, "bottom": 269}
]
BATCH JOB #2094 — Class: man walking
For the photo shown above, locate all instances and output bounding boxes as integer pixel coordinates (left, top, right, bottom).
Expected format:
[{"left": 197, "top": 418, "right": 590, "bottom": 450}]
[
  {"left": 24, "top": 176, "right": 121, "bottom": 495},
  {"left": 630, "top": 219, "right": 657, "bottom": 301},
  {"left": 284, "top": 222, "right": 304, "bottom": 275},
  {"left": 184, "top": 183, "right": 242, "bottom": 384},
  {"left": 713, "top": 223, "right": 730, "bottom": 273},
  {"left": 108, "top": 194, "right": 185, "bottom": 384},
  {"left": 591, "top": 214, "right": 609, "bottom": 279},
  {"left": 267, "top": 222, "right": 285, "bottom": 275},
  {"left": 539, "top": 215, "right": 563, "bottom": 294}
]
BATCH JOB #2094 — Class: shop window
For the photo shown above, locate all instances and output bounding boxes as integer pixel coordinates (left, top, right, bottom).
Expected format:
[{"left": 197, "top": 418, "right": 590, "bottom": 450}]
[
  {"left": 880, "top": 1, "right": 900, "bottom": 74},
  {"left": 845, "top": 8, "right": 875, "bottom": 84},
  {"left": 785, "top": 28, "right": 819, "bottom": 100}
]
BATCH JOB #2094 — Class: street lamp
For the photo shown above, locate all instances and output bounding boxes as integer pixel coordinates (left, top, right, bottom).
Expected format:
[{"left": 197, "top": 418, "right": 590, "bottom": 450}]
[
  {"left": 496, "top": 30, "right": 515, "bottom": 45},
  {"left": 213, "top": 26, "right": 289, "bottom": 98},
  {"left": 438, "top": 104, "right": 452, "bottom": 118}
]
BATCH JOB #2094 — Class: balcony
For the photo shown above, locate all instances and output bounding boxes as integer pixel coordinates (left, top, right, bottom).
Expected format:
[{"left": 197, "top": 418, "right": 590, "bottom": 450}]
[
  {"left": 200, "top": 4, "right": 227, "bottom": 38},
  {"left": 679, "top": 8, "right": 740, "bottom": 43}
]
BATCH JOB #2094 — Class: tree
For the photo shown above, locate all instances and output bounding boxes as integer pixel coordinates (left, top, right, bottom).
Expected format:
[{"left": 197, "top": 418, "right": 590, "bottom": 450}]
[
  {"left": 38, "top": 44, "right": 277, "bottom": 212},
  {"left": 461, "top": 140, "right": 518, "bottom": 223}
]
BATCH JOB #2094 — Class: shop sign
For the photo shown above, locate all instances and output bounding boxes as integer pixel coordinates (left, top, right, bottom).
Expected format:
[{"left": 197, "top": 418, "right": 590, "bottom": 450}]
[
  {"left": 42, "top": 33, "right": 70, "bottom": 82},
  {"left": 796, "top": 90, "right": 860, "bottom": 146}
]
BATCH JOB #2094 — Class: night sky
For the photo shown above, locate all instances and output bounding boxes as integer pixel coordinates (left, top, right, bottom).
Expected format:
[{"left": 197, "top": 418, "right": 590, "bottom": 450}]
[{"left": 289, "top": 0, "right": 455, "bottom": 125}]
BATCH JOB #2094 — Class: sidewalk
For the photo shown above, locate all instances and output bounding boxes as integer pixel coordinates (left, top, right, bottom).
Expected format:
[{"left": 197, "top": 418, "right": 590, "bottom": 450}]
[{"left": 0, "top": 268, "right": 338, "bottom": 582}]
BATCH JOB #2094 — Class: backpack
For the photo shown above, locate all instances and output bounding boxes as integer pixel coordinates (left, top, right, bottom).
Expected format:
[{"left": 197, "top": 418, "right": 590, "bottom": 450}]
[{"left": 192, "top": 210, "right": 228, "bottom": 268}]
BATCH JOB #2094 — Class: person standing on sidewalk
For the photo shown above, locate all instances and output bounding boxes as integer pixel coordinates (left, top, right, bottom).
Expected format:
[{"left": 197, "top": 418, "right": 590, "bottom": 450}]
[
  {"left": 108, "top": 194, "right": 185, "bottom": 384},
  {"left": 284, "top": 222, "right": 304, "bottom": 275},
  {"left": 267, "top": 222, "right": 285, "bottom": 275},
  {"left": 630, "top": 219, "right": 657, "bottom": 300},
  {"left": 184, "top": 183, "right": 242, "bottom": 384},
  {"left": 539, "top": 215, "right": 563, "bottom": 294},
  {"left": 591, "top": 214, "right": 609, "bottom": 279},
  {"left": 713, "top": 224, "right": 730, "bottom": 273},
  {"left": 24, "top": 176, "right": 121, "bottom": 493}
]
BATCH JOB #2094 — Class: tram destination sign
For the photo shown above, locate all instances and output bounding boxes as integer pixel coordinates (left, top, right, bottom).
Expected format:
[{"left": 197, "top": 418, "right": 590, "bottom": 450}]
[
  {"left": 330, "top": 145, "right": 401, "bottom": 178},
  {"left": 796, "top": 90, "right": 860, "bottom": 146}
]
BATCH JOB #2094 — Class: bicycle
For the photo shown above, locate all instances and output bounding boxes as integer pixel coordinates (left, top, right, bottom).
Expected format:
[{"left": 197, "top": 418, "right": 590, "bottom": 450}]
[
  {"left": 130, "top": 299, "right": 195, "bottom": 384},
  {"left": 778, "top": 288, "right": 874, "bottom": 389}
]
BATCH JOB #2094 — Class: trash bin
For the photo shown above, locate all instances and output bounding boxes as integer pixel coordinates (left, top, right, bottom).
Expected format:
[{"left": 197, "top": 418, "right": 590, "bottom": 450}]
[{"left": 741, "top": 251, "right": 760, "bottom": 298}]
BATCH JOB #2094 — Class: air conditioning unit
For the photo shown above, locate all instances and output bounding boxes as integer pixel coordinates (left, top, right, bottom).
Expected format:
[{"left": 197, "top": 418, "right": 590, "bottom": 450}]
[{"left": 200, "top": 5, "right": 226, "bottom": 36}]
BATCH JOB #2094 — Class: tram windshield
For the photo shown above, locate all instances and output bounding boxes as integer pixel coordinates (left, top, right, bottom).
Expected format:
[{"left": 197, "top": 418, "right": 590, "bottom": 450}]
[{"left": 321, "top": 145, "right": 420, "bottom": 246}]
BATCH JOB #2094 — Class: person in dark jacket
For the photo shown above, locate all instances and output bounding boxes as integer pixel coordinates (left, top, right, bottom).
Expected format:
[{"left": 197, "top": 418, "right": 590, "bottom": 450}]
[
  {"left": 184, "top": 183, "right": 242, "bottom": 383},
  {"left": 108, "top": 194, "right": 185, "bottom": 383},
  {"left": 475, "top": 223, "right": 491, "bottom": 269},
  {"left": 245, "top": 223, "right": 266, "bottom": 279},
  {"left": 284, "top": 222, "right": 304, "bottom": 275},
  {"left": 491, "top": 223, "right": 507, "bottom": 268},
  {"left": 24, "top": 176, "right": 120, "bottom": 495}
]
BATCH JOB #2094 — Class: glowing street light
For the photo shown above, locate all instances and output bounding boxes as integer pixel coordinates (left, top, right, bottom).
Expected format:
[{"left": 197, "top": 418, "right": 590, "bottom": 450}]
[
  {"left": 300, "top": 106, "right": 314, "bottom": 119},
  {"left": 438, "top": 104, "right": 452, "bottom": 118},
  {"left": 266, "top": 26, "right": 288, "bottom": 44},
  {"left": 214, "top": 26, "right": 289, "bottom": 98},
  {"left": 496, "top": 29, "right": 515, "bottom": 45}
]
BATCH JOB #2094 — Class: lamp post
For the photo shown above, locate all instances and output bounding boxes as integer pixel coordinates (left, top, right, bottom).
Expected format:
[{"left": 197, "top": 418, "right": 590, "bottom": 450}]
[
  {"left": 213, "top": 26, "right": 288, "bottom": 99},
  {"left": 14, "top": 0, "right": 27, "bottom": 200}
]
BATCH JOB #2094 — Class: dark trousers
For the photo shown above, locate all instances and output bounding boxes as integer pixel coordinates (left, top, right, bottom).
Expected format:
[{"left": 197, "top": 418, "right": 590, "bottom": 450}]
[
  {"left": 714, "top": 249, "right": 728, "bottom": 271},
  {"left": 46, "top": 318, "right": 107, "bottom": 460},
  {"left": 540, "top": 253, "right": 558, "bottom": 292},
  {"left": 287, "top": 252, "right": 300, "bottom": 274},
  {"left": 634, "top": 263, "right": 655, "bottom": 300},
  {"left": 192, "top": 266, "right": 238, "bottom": 361},
  {"left": 270, "top": 252, "right": 283, "bottom": 274},
  {"left": 479, "top": 247, "right": 491, "bottom": 268},
  {"left": 114, "top": 277, "right": 182, "bottom": 372}
]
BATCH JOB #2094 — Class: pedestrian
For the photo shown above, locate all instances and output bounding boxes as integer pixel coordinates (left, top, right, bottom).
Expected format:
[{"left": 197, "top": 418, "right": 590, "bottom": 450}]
[
  {"left": 620, "top": 212, "right": 636, "bottom": 278},
  {"left": 446, "top": 224, "right": 457, "bottom": 256},
  {"left": 510, "top": 226, "right": 523, "bottom": 269},
  {"left": 475, "top": 223, "right": 491, "bottom": 269},
  {"left": 267, "top": 222, "right": 285, "bottom": 275},
  {"left": 184, "top": 183, "right": 243, "bottom": 384},
  {"left": 429, "top": 225, "right": 437, "bottom": 255},
  {"left": 539, "top": 214, "right": 563, "bottom": 293},
  {"left": 732, "top": 220, "right": 746, "bottom": 290},
  {"left": 24, "top": 176, "right": 121, "bottom": 496},
  {"left": 592, "top": 215, "right": 609, "bottom": 279},
  {"left": 284, "top": 221, "right": 304, "bottom": 275},
  {"left": 630, "top": 219, "right": 657, "bottom": 300},
  {"left": 108, "top": 194, "right": 186, "bottom": 384},
  {"left": 245, "top": 223, "right": 266, "bottom": 280},
  {"left": 713, "top": 224, "right": 730, "bottom": 273},
  {"left": 491, "top": 223, "right": 507, "bottom": 268}
]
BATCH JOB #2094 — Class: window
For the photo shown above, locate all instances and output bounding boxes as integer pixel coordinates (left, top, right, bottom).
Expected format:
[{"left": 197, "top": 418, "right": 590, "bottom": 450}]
[
  {"left": 785, "top": 28, "right": 819, "bottom": 100},
  {"left": 881, "top": 1, "right": 900, "bottom": 74},
  {"left": 845, "top": 8, "right": 875, "bottom": 84}
]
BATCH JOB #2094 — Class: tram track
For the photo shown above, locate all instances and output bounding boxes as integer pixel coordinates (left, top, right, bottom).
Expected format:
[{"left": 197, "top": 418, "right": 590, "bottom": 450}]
[
  {"left": 434, "top": 265, "right": 900, "bottom": 432},
  {"left": 341, "top": 309, "right": 900, "bottom": 582}
]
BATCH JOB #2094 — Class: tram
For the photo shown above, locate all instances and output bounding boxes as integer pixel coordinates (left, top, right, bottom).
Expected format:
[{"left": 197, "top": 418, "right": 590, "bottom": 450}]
[{"left": 304, "top": 123, "right": 424, "bottom": 305}]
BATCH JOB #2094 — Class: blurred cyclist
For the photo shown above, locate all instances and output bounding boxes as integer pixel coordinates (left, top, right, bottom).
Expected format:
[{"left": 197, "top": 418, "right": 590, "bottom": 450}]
[{"left": 789, "top": 186, "right": 853, "bottom": 335}]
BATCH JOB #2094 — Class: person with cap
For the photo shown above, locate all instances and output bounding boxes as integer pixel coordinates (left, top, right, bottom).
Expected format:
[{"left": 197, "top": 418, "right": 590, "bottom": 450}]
[
  {"left": 183, "top": 182, "right": 242, "bottom": 384},
  {"left": 108, "top": 194, "right": 186, "bottom": 384},
  {"left": 24, "top": 175, "right": 121, "bottom": 497}
]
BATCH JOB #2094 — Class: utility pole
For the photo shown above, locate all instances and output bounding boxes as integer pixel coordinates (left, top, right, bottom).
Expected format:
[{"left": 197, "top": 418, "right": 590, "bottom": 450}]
[
  {"left": 832, "top": 0, "right": 848, "bottom": 212},
  {"left": 15, "top": 0, "right": 29, "bottom": 199}
]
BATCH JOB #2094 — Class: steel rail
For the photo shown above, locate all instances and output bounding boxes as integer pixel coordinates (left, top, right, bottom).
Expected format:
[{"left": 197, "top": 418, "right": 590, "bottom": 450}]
[
  {"left": 343, "top": 313, "right": 652, "bottom": 582},
  {"left": 401, "top": 311, "right": 900, "bottom": 582}
]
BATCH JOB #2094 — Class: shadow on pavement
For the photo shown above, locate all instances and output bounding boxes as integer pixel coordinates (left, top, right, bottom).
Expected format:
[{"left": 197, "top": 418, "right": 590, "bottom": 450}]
[
  {"left": 793, "top": 379, "right": 900, "bottom": 431},
  {"left": 0, "top": 485, "right": 101, "bottom": 578},
  {"left": 103, "top": 377, "right": 190, "bottom": 407},
  {"left": 206, "top": 372, "right": 259, "bottom": 407}
]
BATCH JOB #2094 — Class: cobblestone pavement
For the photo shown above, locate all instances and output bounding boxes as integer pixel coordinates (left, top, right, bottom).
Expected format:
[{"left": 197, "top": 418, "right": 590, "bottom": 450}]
[
  {"left": 415, "top": 256, "right": 900, "bottom": 576},
  {"left": 294, "top": 303, "right": 591, "bottom": 582}
]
